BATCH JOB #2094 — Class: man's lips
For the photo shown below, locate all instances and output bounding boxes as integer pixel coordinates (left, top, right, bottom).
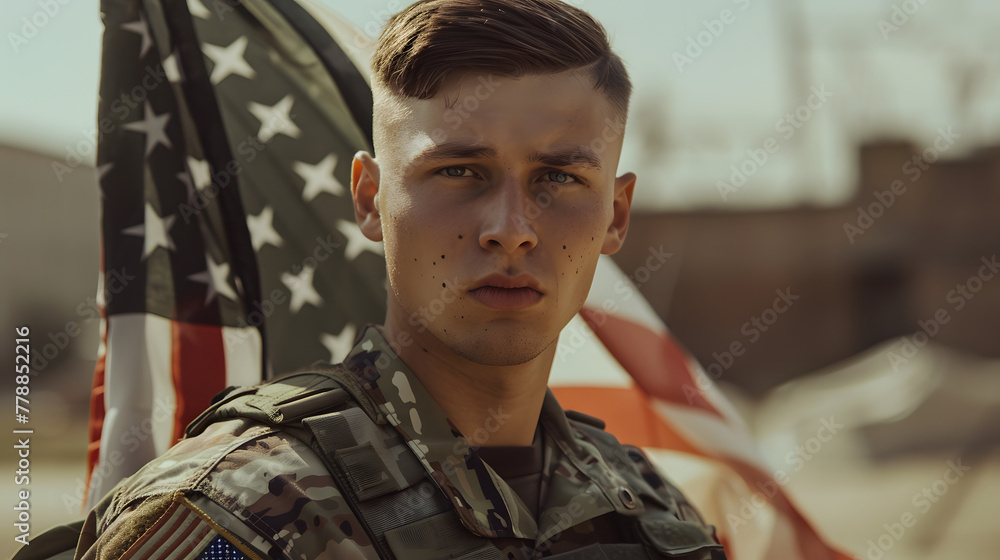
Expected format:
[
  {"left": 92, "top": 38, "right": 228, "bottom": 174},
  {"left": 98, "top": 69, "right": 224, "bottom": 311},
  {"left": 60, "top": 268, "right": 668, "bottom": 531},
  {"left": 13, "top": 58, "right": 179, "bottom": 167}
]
[
  {"left": 469, "top": 273, "right": 543, "bottom": 310},
  {"left": 469, "top": 287, "right": 542, "bottom": 310},
  {"left": 471, "top": 273, "right": 541, "bottom": 291}
]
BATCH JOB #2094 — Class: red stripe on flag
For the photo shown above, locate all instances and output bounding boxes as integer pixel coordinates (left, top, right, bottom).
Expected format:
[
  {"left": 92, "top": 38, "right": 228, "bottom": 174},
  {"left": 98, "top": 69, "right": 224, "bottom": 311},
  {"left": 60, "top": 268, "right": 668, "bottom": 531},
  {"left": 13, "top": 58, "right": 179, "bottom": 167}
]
[
  {"left": 84, "top": 341, "right": 106, "bottom": 510},
  {"left": 170, "top": 321, "right": 227, "bottom": 443},
  {"left": 84, "top": 249, "right": 108, "bottom": 510},
  {"left": 579, "top": 308, "right": 723, "bottom": 419},
  {"left": 552, "top": 386, "right": 699, "bottom": 451}
]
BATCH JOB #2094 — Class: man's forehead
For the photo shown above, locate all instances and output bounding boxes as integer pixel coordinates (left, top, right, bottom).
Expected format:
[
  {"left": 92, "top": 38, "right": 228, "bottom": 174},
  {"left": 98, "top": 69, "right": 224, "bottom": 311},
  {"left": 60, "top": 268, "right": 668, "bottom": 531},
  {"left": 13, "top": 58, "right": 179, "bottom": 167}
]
[{"left": 374, "top": 71, "right": 623, "bottom": 172}]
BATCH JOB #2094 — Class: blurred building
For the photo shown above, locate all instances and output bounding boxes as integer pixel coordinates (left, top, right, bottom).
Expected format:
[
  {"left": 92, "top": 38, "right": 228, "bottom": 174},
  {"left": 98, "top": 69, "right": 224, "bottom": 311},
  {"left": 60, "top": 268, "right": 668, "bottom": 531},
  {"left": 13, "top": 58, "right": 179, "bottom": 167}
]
[{"left": 613, "top": 141, "right": 1000, "bottom": 396}]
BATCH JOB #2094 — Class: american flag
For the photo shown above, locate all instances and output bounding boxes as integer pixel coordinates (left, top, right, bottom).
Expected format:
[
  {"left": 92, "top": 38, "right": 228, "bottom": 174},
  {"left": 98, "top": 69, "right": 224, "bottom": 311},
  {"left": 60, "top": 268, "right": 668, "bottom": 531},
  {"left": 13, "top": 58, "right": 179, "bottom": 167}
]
[{"left": 88, "top": 0, "right": 852, "bottom": 558}]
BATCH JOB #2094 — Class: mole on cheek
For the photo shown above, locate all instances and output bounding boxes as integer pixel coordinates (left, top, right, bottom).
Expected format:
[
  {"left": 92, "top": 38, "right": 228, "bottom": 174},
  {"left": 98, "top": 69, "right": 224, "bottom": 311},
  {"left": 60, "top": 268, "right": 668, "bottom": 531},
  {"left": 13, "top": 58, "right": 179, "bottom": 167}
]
[{"left": 458, "top": 234, "right": 463, "bottom": 239}]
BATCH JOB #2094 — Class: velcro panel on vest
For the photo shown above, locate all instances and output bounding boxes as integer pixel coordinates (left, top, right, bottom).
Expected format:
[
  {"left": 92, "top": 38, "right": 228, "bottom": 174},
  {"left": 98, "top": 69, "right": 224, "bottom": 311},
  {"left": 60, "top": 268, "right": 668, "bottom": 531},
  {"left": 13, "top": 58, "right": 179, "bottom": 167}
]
[
  {"left": 305, "top": 407, "right": 426, "bottom": 501},
  {"left": 638, "top": 513, "right": 726, "bottom": 559},
  {"left": 383, "top": 511, "right": 504, "bottom": 560},
  {"left": 305, "top": 407, "right": 493, "bottom": 557},
  {"left": 186, "top": 373, "right": 349, "bottom": 437}
]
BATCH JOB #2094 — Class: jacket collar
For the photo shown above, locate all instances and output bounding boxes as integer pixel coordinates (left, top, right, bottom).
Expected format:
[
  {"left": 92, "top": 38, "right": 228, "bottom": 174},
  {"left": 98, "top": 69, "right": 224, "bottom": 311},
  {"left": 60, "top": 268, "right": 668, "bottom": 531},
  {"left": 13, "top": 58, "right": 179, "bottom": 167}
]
[{"left": 343, "top": 325, "right": 634, "bottom": 542}]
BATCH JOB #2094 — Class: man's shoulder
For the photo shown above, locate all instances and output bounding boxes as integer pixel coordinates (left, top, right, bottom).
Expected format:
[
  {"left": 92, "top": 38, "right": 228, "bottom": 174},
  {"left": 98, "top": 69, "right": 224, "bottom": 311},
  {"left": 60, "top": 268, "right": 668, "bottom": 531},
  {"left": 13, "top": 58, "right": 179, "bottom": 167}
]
[{"left": 82, "top": 365, "right": 383, "bottom": 560}]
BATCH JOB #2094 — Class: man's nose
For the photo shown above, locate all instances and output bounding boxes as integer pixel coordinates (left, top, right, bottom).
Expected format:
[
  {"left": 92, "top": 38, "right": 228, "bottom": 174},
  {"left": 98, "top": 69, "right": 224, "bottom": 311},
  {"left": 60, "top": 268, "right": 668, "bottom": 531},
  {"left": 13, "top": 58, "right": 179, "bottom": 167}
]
[{"left": 478, "top": 180, "right": 538, "bottom": 255}]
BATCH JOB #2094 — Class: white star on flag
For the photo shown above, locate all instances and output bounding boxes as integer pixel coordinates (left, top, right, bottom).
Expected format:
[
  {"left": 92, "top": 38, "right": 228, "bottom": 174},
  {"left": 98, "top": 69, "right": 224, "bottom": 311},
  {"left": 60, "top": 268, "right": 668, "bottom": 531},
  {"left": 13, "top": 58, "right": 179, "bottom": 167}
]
[
  {"left": 320, "top": 324, "right": 357, "bottom": 363},
  {"left": 248, "top": 94, "right": 301, "bottom": 143},
  {"left": 336, "top": 219, "right": 383, "bottom": 261},
  {"left": 247, "top": 206, "right": 283, "bottom": 251},
  {"left": 121, "top": 13, "right": 153, "bottom": 57},
  {"left": 187, "top": 0, "right": 212, "bottom": 19},
  {"left": 281, "top": 265, "right": 323, "bottom": 313},
  {"left": 123, "top": 102, "right": 173, "bottom": 156},
  {"left": 203, "top": 36, "right": 256, "bottom": 85},
  {"left": 293, "top": 153, "right": 344, "bottom": 202},
  {"left": 186, "top": 156, "right": 212, "bottom": 191},
  {"left": 188, "top": 253, "right": 238, "bottom": 304},
  {"left": 163, "top": 51, "right": 182, "bottom": 83},
  {"left": 122, "top": 203, "right": 176, "bottom": 258}
]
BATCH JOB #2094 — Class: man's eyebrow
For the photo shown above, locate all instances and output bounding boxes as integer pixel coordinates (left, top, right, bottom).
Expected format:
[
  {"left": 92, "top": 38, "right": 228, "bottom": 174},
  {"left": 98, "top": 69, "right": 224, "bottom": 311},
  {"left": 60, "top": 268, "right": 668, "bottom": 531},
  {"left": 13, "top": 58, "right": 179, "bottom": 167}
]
[
  {"left": 527, "top": 146, "right": 603, "bottom": 171},
  {"left": 413, "top": 142, "right": 499, "bottom": 164},
  {"left": 412, "top": 142, "right": 603, "bottom": 171}
]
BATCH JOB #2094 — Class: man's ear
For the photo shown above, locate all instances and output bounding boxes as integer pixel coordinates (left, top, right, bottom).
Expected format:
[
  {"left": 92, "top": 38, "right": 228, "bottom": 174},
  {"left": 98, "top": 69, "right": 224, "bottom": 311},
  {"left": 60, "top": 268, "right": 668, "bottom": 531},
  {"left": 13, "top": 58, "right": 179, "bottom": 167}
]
[
  {"left": 601, "top": 172, "right": 636, "bottom": 255},
  {"left": 351, "top": 151, "right": 383, "bottom": 242}
]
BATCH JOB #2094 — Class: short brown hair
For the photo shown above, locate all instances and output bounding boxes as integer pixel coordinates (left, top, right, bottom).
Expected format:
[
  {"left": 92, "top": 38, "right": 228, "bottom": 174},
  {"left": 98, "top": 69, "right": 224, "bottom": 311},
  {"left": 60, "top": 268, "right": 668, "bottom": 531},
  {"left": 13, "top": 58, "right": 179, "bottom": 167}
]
[{"left": 371, "top": 0, "right": 632, "bottom": 120}]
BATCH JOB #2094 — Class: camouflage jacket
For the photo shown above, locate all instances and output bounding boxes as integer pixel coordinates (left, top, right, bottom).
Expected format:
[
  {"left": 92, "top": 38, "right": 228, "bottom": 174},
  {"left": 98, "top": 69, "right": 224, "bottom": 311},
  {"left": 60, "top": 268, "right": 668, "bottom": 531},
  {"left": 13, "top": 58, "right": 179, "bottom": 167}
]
[{"left": 73, "top": 326, "right": 725, "bottom": 559}]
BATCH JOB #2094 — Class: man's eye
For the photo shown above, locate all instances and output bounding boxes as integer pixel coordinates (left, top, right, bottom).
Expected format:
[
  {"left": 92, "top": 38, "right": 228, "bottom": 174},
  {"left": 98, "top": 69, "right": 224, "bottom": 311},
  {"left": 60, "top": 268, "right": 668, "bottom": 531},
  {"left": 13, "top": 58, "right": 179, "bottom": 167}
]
[
  {"left": 544, "top": 171, "right": 579, "bottom": 184},
  {"left": 439, "top": 166, "right": 473, "bottom": 178}
]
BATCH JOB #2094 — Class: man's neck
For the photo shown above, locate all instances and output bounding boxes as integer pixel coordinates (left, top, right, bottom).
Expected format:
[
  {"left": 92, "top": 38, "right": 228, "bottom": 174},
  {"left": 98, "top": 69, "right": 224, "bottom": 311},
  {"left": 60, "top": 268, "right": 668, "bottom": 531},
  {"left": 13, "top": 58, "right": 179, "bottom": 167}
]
[{"left": 377, "top": 319, "right": 554, "bottom": 447}]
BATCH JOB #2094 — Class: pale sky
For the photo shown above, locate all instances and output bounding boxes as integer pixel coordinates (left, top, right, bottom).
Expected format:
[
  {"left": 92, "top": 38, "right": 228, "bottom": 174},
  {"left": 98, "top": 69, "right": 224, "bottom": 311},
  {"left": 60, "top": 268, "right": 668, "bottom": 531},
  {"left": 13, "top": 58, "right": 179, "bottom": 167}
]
[{"left": 2, "top": 0, "right": 999, "bottom": 209}]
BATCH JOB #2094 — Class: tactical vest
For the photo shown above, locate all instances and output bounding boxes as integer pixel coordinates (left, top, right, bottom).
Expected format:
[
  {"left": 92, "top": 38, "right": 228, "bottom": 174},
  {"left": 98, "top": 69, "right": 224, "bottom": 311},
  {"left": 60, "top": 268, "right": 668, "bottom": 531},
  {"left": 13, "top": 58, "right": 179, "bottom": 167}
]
[{"left": 16, "top": 365, "right": 726, "bottom": 560}]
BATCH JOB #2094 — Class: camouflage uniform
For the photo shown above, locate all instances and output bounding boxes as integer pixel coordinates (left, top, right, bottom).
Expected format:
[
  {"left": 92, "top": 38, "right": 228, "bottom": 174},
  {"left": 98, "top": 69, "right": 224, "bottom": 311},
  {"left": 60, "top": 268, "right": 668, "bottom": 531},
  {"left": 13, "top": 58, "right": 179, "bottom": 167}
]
[{"left": 72, "top": 326, "right": 725, "bottom": 559}]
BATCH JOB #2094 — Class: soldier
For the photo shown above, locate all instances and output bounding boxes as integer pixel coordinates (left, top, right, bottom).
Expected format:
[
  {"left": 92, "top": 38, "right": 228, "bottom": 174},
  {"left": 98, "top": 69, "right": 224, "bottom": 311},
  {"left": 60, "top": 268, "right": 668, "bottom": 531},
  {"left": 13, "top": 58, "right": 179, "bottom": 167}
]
[{"left": 61, "top": 0, "right": 728, "bottom": 558}]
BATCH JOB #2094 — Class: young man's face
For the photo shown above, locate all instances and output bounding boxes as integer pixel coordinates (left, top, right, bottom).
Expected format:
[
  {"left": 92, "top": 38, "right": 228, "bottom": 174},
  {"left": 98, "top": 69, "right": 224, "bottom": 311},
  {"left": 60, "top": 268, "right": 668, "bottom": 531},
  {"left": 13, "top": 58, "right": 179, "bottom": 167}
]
[{"left": 352, "top": 69, "right": 635, "bottom": 367}]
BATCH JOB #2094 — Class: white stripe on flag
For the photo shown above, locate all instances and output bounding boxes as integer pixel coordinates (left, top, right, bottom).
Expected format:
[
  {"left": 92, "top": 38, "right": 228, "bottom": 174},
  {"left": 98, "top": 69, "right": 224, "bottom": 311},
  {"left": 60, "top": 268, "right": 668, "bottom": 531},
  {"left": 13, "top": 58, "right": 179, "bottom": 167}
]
[
  {"left": 683, "top": 355, "right": 757, "bottom": 434},
  {"left": 586, "top": 255, "right": 670, "bottom": 336},
  {"left": 652, "top": 397, "right": 767, "bottom": 471},
  {"left": 222, "top": 325, "right": 264, "bottom": 388},
  {"left": 551, "top": 313, "right": 634, "bottom": 389},
  {"left": 89, "top": 313, "right": 176, "bottom": 509}
]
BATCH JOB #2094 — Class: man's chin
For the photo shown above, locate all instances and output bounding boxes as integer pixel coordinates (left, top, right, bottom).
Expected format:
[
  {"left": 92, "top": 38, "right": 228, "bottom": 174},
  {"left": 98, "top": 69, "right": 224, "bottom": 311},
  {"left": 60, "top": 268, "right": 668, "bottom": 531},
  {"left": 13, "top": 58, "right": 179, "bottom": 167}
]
[{"left": 445, "top": 328, "right": 554, "bottom": 367}]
